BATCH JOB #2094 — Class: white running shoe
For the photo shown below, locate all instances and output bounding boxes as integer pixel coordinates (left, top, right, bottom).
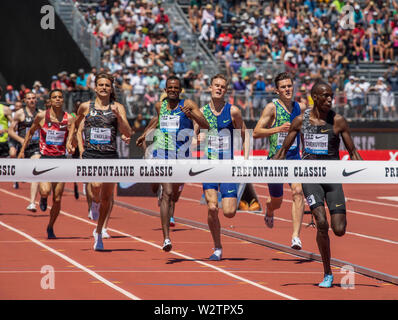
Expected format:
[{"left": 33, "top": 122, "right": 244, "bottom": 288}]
[
  {"left": 209, "top": 248, "right": 222, "bottom": 261},
  {"left": 83, "top": 183, "right": 87, "bottom": 196},
  {"left": 93, "top": 231, "right": 104, "bottom": 251},
  {"left": 26, "top": 203, "right": 37, "bottom": 212},
  {"left": 162, "top": 238, "right": 172, "bottom": 252},
  {"left": 102, "top": 228, "right": 111, "bottom": 239},
  {"left": 291, "top": 237, "right": 302, "bottom": 250},
  {"left": 88, "top": 202, "right": 100, "bottom": 221}
]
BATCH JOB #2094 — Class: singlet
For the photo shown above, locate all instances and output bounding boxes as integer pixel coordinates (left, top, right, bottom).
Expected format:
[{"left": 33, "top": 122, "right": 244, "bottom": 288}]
[
  {"left": 39, "top": 109, "right": 69, "bottom": 156},
  {"left": 153, "top": 99, "right": 194, "bottom": 159},
  {"left": 83, "top": 101, "right": 118, "bottom": 154},
  {"left": 0, "top": 104, "right": 8, "bottom": 143},
  {"left": 17, "top": 107, "right": 39, "bottom": 146},
  {"left": 202, "top": 102, "right": 234, "bottom": 160},
  {"left": 268, "top": 99, "right": 301, "bottom": 159},
  {"left": 301, "top": 109, "right": 340, "bottom": 160}
]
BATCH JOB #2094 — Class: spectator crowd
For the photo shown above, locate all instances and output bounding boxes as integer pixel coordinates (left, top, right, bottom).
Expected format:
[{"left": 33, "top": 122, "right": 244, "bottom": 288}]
[{"left": 2, "top": 0, "right": 398, "bottom": 120}]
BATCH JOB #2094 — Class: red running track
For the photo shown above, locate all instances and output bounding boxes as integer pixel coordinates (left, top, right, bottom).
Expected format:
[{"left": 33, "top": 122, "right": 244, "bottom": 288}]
[{"left": 0, "top": 181, "right": 397, "bottom": 300}]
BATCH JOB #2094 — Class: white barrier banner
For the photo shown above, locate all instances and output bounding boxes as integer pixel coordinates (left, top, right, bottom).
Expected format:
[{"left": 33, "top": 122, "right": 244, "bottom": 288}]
[{"left": 0, "top": 159, "right": 397, "bottom": 183}]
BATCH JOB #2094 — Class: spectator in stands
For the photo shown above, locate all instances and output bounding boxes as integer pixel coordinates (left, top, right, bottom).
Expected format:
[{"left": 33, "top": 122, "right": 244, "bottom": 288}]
[
  {"left": 251, "top": 73, "right": 266, "bottom": 119},
  {"left": 99, "top": 16, "right": 115, "bottom": 47},
  {"left": 51, "top": 75, "right": 62, "bottom": 90},
  {"left": 190, "top": 55, "right": 203, "bottom": 74},
  {"left": 173, "top": 47, "right": 187, "bottom": 76},
  {"left": 201, "top": 3, "right": 215, "bottom": 27},
  {"left": 168, "top": 30, "right": 181, "bottom": 56},
  {"left": 379, "top": 33, "right": 393, "bottom": 62},
  {"left": 155, "top": 8, "right": 170, "bottom": 32},
  {"left": 189, "top": 4, "right": 201, "bottom": 33},
  {"left": 386, "top": 62, "right": 398, "bottom": 91},
  {"left": 381, "top": 84, "right": 396, "bottom": 119},
  {"left": 18, "top": 84, "right": 29, "bottom": 101},
  {"left": 199, "top": 20, "right": 216, "bottom": 49},
  {"left": 344, "top": 75, "right": 356, "bottom": 118},
  {"left": 32, "top": 81, "right": 46, "bottom": 106},
  {"left": 5, "top": 85, "right": 20, "bottom": 105}
]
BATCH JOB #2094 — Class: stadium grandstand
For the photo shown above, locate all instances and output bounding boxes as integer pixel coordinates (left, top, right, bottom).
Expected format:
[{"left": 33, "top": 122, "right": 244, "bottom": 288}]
[{"left": 1, "top": 0, "right": 398, "bottom": 125}]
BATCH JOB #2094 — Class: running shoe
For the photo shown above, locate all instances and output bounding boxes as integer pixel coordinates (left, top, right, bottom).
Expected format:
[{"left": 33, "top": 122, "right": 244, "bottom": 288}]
[
  {"left": 291, "top": 237, "right": 302, "bottom": 250},
  {"left": 102, "top": 228, "right": 111, "bottom": 239},
  {"left": 249, "top": 199, "right": 260, "bottom": 211},
  {"left": 13, "top": 182, "right": 19, "bottom": 189},
  {"left": 26, "top": 203, "right": 37, "bottom": 212},
  {"left": 209, "top": 248, "right": 222, "bottom": 261},
  {"left": 74, "top": 183, "right": 79, "bottom": 200},
  {"left": 39, "top": 197, "right": 47, "bottom": 212},
  {"left": 162, "top": 238, "right": 172, "bottom": 252},
  {"left": 88, "top": 202, "right": 100, "bottom": 221},
  {"left": 93, "top": 231, "right": 104, "bottom": 251},
  {"left": 169, "top": 216, "right": 175, "bottom": 227},
  {"left": 82, "top": 183, "right": 87, "bottom": 196},
  {"left": 239, "top": 200, "right": 249, "bottom": 211},
  {"left": 47, "top": 227, "right": 56, "bottom": 239},
  {"left": 264, "top": 209, "right": 274, "bottom": 228},
  {"left": 319, "top": 274, "right": 334, "bottom": 288}
]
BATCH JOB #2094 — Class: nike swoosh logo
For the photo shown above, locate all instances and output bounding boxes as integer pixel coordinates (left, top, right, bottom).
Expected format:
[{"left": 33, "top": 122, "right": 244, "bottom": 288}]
[
  {"left": 223, "top": 120, "right": 230, "bottom": 123},
  {"left": 321, "top": 129, "right": 330, "bottom": 133},
  {"left": 315, "top": 135, "right": 325, "bottom": 139},
  {"left": 227, "top": 190, "right": 235, "bottom": 193},
  {"left": 189, "top": 168, "right": 213, "bottom": 176},
  {"left": 103, "top": 112, "right": 113, "bottom": 115},
  {"left": 342, "top": 168, "right": 366, "bottom": 177},
  {"left": 336, "top": 204, "right": 344, "bottom": 207},
  {"left": 32, "top": 167, "right": 58, "bottom": 176}
]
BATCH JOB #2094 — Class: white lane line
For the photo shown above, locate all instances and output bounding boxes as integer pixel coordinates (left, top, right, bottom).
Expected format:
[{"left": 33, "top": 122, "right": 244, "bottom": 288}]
[
  {"left": 253, "top": 183, "right": 398, "bottom": 209},
  {"left": 0, "top": 270, "right": 323, "bottom": 274},
  {"left": 0, "top": 188, "right": 298, "bottom": 300},
  {"left": 377, "top": 196, "right": 398, "bottom": 203},
  {"left": 185, "top": 184, "right": 398, "bottom": 222},
  {"left": 179, "top": 193, "right": 398, "bottom": 245},
  {"left": 0, "top": 220, "right": 140, "bottom": 300}
]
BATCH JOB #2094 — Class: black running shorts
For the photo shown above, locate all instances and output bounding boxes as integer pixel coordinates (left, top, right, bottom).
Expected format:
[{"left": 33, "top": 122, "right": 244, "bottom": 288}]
[{"left": 302, "top": 183, "right": 346, "bottom": 214}]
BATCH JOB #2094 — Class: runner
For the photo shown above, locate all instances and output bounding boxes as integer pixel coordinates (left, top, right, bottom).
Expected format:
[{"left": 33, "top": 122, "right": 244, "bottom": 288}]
[
  {"left": 136, "top": 92, "right": 179, "bottom": 227},
  {"left": 274, "top": 80, "right": 362, "bottom": 288},
  {"left": 66, "top": 73, "right": 132, "bottom": 251},
  {"left": 142, "top": 75, "right": 209, "bottom": 252},
  {"left": 8, "top": 101, "right": 23, "bottom": 189},
  {"left": 17, "top": 89, "right": 74, "bottom": 238},
  {"left": 253, "top": 72, "right": 306, "bottom": 250},
  {"left": 9, "top": 92, "right": 41, "bottom": 211},
  {"left": 0, "top": 87, "right": 13, "bottom": 159},
  {"left": 198, "top": 73, "right": 248, "bottom": 260}
]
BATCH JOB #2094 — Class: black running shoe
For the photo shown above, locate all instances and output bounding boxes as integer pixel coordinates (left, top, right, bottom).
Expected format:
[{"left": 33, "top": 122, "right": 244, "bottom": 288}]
[
  {"left": 74, "top": 183, "right": 79, "bottom": 199},
  {"left": 13, "top": 182, "right": 19, "bottom": 189},
  {"left": 39, "top": 197, "right": 47, "bottom": 212},
  {"left": 47, "top": 227, "right": 56, "bottom": 239}
]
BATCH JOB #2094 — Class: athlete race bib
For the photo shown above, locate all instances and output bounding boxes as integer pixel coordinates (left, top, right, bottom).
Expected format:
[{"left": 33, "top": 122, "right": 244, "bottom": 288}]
[
  {"left": 208, "top": 135, "right": 230, "bottom": 152},
  {"left": 90, "top": 127, "right": 111, "bottom": 144},
  {"left": 277, "top": 132, "right": 297, "bottom": 150},
  {"left": 160, "top": 115, "right": 180, "bottom": 131},
  {"left": 46, "top": 130, "right": 66, "bottom": 146},
  {"left": 304, "top": 133, "right": 328, "bottom": 155}
]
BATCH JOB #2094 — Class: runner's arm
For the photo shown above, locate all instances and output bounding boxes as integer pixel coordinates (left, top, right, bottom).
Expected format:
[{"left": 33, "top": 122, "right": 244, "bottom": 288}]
[
  {"left": 66, "top": 101, "right": 89, "bottom": 154},
  {"left": 253, "top": 102, "right": 289, "bottom": 138},
  {"left": 17, "top": 113, "right": 43, "bottom": 158},
  {"left": 336, "top": 114, "right": 362, "bottom": 160},
  {"left": 8, "top": 109, "right": 24, "bottom": 144}
]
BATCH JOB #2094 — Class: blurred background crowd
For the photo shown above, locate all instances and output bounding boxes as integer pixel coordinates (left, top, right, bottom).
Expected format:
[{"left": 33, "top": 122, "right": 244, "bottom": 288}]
[{"left": 2, "top": 0, "right": 398, "bottom": 125}]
